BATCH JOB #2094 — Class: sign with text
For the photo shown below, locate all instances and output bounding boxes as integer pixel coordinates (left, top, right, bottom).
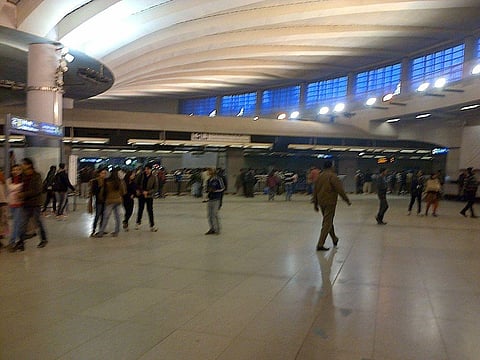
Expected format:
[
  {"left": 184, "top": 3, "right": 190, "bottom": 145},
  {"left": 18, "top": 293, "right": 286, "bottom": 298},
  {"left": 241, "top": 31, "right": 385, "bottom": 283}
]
[{"left": 10, "top": 116, "right": 63, "bottom": 137}]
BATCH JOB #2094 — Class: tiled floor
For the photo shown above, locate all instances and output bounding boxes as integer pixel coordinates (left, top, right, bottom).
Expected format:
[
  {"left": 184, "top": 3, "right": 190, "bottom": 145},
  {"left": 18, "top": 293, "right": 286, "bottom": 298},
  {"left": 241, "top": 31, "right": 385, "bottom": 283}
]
[{"left": 1, "top": 193, "right": 480, "bottom": 360}]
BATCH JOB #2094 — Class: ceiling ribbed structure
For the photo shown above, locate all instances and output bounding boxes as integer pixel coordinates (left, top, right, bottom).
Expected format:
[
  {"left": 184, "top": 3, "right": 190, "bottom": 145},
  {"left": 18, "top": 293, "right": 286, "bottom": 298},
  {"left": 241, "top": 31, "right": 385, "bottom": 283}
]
[{"left": 2, "top": 0, "right": 480, "bottom": 100}]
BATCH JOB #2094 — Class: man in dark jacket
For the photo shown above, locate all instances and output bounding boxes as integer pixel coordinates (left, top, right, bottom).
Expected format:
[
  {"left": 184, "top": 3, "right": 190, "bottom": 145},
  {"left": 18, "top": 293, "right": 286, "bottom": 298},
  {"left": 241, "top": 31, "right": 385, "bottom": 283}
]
[
  {"left": 13, "top": 158, "right": 48, "bottom": 251},
  {"left": 460, "top": 167, "right": 478, "bottom": 218},
  {"left": 53, "top": 163, "right": 75, "bottom": 218},
  {"left": 135, "top": 164, "right": 159, "bottom": 231},
  {"left": 205, "top": 168, "right": 225, "bottom": 235}
]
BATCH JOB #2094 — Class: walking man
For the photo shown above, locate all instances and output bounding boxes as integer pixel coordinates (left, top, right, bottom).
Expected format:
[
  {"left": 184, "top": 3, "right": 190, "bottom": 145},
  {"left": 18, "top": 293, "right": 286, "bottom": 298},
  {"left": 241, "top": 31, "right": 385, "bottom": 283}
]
[
  {"left": 13, "top": 158, "right": 48, "bottom": 251},
  {"left": 135, "top": 164, "right": 158, "bottom": 231},
  {"left": 460, "top": 167, "right": 478, "bottom": 218},
  {"left": 376, "top": 168, "right": 389, "bottom": 225},
  {"left": 313, "top": 161, "right": 351, "bottom": 251},
  {"left": 205, "top": 168, "right": 225, "bottom": 235}
]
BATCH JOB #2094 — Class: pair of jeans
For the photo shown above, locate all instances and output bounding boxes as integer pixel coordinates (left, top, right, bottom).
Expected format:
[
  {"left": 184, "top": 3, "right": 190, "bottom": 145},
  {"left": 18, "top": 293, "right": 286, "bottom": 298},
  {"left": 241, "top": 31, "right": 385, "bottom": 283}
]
[
  {"left": 19, "top": 206, "right": 47, "bottom": 243},
  {"left": 136, "top": 196, "right": 154, "bottom": 227},
  {"left": 207, "top": 199, "right": 221, "bottom": 233},
  {"left": 55, "top": 191, "right": 68, "bottom": 216},
  {"left": 9, "top": 207, "right": 22, "bottom": 245},
  {"left": 92, "top": 202, "right": 105, "bottom": 233},
  {"left": 42, "top": 190, "right": 56, "bottom": 212},
  {"left": 408, "top": 191, "right": 422, "bottom": 213},
  {"left": 99, "top": 203, "right": 121, "bottom": 235},
  {"left": 285, "top": 183, "right": 294, "bottom": 201},
  {"left": 377, "top": 196, "right": 389, "bottom": 222},
  {"left": 123, "top": 196, "right": 134, "bottom": 225}
]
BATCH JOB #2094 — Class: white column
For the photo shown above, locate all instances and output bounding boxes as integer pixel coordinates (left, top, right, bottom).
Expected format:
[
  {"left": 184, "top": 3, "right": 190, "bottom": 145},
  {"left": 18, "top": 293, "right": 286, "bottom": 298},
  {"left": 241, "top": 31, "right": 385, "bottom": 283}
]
[
  {"left": 27, "top": 43, "right": 63, "bottom": 125},
  {"left": 24, "top": 43, "right": 62, "bottom": 174}
]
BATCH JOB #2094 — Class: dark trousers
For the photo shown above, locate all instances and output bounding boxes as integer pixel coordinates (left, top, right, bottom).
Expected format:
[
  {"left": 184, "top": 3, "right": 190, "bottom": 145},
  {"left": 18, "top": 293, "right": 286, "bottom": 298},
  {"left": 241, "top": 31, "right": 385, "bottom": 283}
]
[
  {"left": 136, "top": 196, "right": 154, "bottom": 227},
  {"left": 123, "top": 196, "right": 134, "bottom": 224},
  {"left": 408, "top": 191, "right": 422, "bottom": 213},
  {"left": 377, "top": 195, "right": 389, "bottom": 222},
  {"left": 92, "top": 202, "right": 105, "bottom": 233},
  {"left": 19, "top": 206, "right": 47, "bottom": 244},
  {"left": 42, "top": 190, "right": 56, "bottom": 212},
  {"left": 461, "top": 193, "right": 476, "bottom": 216},
  {"left": 317, "top": 204, "right": 338, "bottom": 247}
]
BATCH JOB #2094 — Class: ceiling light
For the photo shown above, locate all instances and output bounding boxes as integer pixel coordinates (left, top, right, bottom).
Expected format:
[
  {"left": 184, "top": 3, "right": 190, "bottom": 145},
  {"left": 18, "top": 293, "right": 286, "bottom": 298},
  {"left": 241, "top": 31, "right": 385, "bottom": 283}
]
[
  {"left": 277, "top": 113, "right": 287, "bottom": 120},
  {"left": 417, "top": 82, "right": 430, "bottom": 92},
  {"left": 382, "top": 93, "right": 394, "bottom": 102},
  {"left": 333, "top": 103, "right": 345, "bottom": 112},
  {"left": 400, "top": 149, "right": 416, "bottom": 153},
  {"left": 416, "top": 113, "right": 431, "bottom": 119},
  {"left": 434, "top": 78, "right": 447, "bottom": 88},
  {"left": 472, "top": 64, "right": 480, "bottom": 75},
  {"left": 416, "top": 150, "right": 431, "bottom": 154},
  {"left": 460, "top": 104, "right": 480, "bottom": 111},
  {"left": 64, "top": 53, "right": 75, "bottom": 63},
  {"left": 319, "top": 106, "right": 329, "bottom": 115},
  {"left": 366, "top": 97, "right": 377, "bottom": 106},
  {"left": 290, "top": 111, "right": 300, "bottom": 119},
  {"left": 386, "top": 118, "right": 400, "bottom": 123}
]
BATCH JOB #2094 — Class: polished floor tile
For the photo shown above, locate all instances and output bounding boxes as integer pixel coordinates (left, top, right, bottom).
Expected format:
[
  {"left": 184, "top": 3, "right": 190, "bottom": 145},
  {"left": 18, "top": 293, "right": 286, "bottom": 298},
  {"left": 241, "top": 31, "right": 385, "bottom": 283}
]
[{"left": 1, "top": 194, "right": 479, "bottom": 359}]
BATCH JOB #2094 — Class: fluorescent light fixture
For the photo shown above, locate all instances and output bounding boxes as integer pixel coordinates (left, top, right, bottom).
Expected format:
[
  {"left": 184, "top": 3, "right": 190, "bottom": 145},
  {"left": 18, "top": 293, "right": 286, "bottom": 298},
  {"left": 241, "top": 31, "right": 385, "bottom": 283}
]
[
  {"left": 156, "top": 150, "right": 172, "bottom": 153},
  {"left": 100, "top": 149, "right": 117, "bottom": 152},
  {"left": 472, "top": 64, "right": 480, "bottom": 75},
  {"left": 460, "top": 104, "right": 480, "bottom": 111},
  {"left": 288, "top": 144, "right": 313, "bottom": 150},
  {"left": 313, "top": 146, "right": 331, "bottom": 151},
  {"left": 277, "top": 113, "right": 287, "bottom": 120},
  {"left": 416, "top": 113, "right": 431, "bottom": 119},
  {"left": 400, "top": 149, "right": 416, "bottom": 153},
  {"left": 361, "top": 155, "right": 374, "bottom": 158},
  {"left": 421, "top": 156, "right": 433, "bottom": 160},
  {"left": 348, "top": 148, "right": 365, "bottom": 152},
  {"left": 319, "top": 106, "right": 329, "bottom": 115},
  {"left": 66, "top": 137, "right": 109, "bottom": 144},
  {"left": 127, "top": 139, "right": 159, "bottom": 145},
  {"left": 248, "top": 143, "right": 272, "bottom": 149},
  {"left": 0, "top": 135, "right": 25, "bottom": 142},
  {"left": 366, "top": 97, "right": 377, "bottom": 106},
  {"left": 120, "top": 149, "right": 137, "bottom": 152},
  {"left": 333, "top": 103, "right": 345, "bottom": 112},
  {"left": 416, "top": 150, "right": 431, "bottom": 154},
  {"left": 330, "top": 147, "right": 348, "bottom": 151},
  {"left": 417, "top": 82, "right": 430, "bottom": 92},
  {"left": 386, "top": 118, "right": 400, "bottom": 123},
  {"left": 434, "top": 77, "right": 447, "bottom": 88},
  {"left": 290, "top": 111, "right": 300, "bottom": 119},
  {"left": 410, "top": 156, "right": 421, "bottom": 159},
  {"left": 137, "top": 149, "right": 155, "bottom": 153},
  {"left": 81, "top": 148, "right": 100, "bottom": 152}
]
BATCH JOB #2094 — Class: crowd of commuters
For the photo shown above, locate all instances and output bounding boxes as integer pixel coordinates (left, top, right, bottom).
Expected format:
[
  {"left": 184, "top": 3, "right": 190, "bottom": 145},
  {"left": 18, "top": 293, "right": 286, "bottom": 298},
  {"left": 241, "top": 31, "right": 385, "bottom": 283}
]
[{"left": 0, "top": 157, "right": 478, "bottom": 254}]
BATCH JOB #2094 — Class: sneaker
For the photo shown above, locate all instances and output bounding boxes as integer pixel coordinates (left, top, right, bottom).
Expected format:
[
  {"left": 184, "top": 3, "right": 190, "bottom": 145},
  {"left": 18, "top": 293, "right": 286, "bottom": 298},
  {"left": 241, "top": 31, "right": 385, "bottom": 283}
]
[
  {"left": 150, "top": 226, "right": 158, "bottom": 232},
  {"left": 37, "top": 240, "right": 48, "bottom": 248},
  {"left": 111, "top": 232, "right": 118, "bottom": 237},
  {"left": 135, "top": 223, "right": 140, "bottom": 230}
]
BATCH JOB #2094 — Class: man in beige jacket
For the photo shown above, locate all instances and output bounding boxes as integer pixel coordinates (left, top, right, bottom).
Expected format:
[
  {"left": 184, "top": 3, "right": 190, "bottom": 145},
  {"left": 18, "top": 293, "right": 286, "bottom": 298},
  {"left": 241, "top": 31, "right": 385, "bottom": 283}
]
[{"left": 313, "top": 161, "right": 351, "bottom": 251}]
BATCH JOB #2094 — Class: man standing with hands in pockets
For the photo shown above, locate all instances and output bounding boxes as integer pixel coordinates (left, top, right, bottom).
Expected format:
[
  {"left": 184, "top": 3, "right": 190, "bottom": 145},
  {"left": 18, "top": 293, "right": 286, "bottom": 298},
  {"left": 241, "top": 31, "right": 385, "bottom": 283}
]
[{"left": 313, "top": 161, "right": 351, "bottom": 251}]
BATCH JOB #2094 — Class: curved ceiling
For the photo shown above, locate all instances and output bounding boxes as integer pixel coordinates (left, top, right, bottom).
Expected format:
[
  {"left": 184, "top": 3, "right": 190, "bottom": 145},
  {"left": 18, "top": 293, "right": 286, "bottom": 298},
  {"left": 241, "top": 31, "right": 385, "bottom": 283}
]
[{"left": 1, "top": 0, "right": 480, "bottom": 103}]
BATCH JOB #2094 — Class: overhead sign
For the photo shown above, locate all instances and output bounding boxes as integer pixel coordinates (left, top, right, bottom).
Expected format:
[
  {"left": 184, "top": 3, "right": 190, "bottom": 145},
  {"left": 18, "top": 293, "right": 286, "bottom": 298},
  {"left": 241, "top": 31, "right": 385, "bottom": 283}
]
[
  {"left": 191, "top": 133, "right": 251, "bottom": 143},
  {"left": 10, "top": 116, "right": 63, "bottom": 137}
]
